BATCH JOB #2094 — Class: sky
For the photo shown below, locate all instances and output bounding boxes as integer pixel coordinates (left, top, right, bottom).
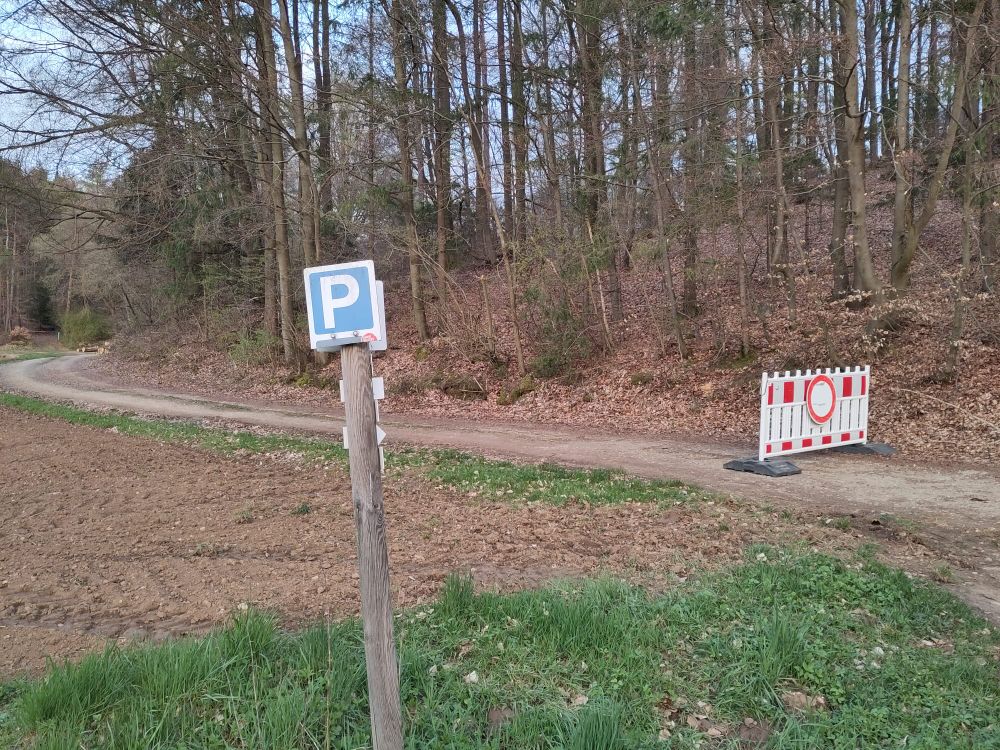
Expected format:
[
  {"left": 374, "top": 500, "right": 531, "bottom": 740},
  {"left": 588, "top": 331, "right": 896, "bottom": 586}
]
[{"left": 1, "top": 0, "right": 146, "bottom": 178}]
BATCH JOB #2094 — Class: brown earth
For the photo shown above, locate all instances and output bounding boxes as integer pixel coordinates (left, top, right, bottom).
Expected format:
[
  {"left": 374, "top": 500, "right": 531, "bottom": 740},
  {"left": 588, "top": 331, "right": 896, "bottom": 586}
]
[
  {"left": 0, "top": 407, "right": 950, "bottom": 677},
  {"left": 3, "top": 353, "right": 1000, "bottom": 622}
]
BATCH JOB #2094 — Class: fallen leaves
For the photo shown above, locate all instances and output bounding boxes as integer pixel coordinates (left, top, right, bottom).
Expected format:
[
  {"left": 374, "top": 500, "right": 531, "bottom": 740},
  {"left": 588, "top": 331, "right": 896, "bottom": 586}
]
[
  {"left": 486, "top": 706, "right": 514, "bottom": 730},
  {"left": 918, "top": 638, "right": 955, "bottom": 653},
  {"left": 781, "top": 690, "right": 828, "bottom": 713},
  {"left": 737, "top": 716, "right": 773, "bottom": 744},
  {"left": 685, "top": 713, "right": 730, "bottom": 738},
  {"left": 102, "top": 225, "right": 1000, "bottom": 467}
]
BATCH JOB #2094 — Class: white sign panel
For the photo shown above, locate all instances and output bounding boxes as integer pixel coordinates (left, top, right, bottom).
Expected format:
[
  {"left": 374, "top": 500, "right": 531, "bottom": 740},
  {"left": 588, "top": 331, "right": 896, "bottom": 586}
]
[{"left": 370, "top": 281, "right": 388, "bottom": 353}]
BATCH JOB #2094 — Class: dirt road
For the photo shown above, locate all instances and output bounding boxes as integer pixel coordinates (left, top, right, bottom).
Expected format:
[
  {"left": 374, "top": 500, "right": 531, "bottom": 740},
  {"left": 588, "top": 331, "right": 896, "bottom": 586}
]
[{"left": 2, "top": 354, "right": 999, "bottom": 618}]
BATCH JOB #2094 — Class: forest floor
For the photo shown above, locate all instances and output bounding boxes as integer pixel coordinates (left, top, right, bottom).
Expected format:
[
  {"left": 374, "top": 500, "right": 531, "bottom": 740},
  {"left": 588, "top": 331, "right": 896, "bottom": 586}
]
[
  {"left": 102, "top": 247, "right": 1000, "bottom": 466},
  {"left": 2, "top": 353, "right": 999, "bottom": 630}
]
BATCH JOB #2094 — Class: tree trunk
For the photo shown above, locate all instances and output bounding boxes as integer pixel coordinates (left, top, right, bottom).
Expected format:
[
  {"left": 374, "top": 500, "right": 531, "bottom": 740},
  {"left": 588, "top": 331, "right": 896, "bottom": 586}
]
[
  {"left": 827, "top": 0, "right": 852, "bottom": 297},
  {"left": 496, "top": 0, "right": 514, "bottom": 241},
  {"left": 925, "top": 11, "right": 940, "bottom": 137},
  {"left": 890, "top": 0, "right": 913, "bottom": 285},
  {"left": 837, "top": 0, "right": 881, "bottom": 295},
  {"left": 367, "top": 0, "right": 378, "bottom": 262},
  {"left": 432, "top": 0, "right": 451, "bottom": 308},
  {"left": 510, "top": 0, "right": 528, "bottom": 243},
  {"left": 981, "top": 0, "right": 999, "bottom": 287},
  {"left": 388, "top": 0, "right": 430, "bottom": 339},
  {"left": 538, "top": 0, "right": 562, "bottom": 226},
  {"left": 944, "top": 123, "right": 978, "bottom": 380},
  {"left": 573, "top": 0, "right": 621, "bottom": 321},
  {"left": 640, "top": 50, "right": 686, "bottom": 359},
  {"left": 681, "top": 25, "right": 699, "bottom": 317},
  {"left": 313, "top": 0, "right": 332, "bottom": 216},
  {"left": 891, "top": 0, "right": 986, "bottom": 290},
  {"left": 757, "top": 1, "right": 797, "bottom": 316},
  {"left": 804, "top": 0, "right": 822, "bottom": 153},
  {"left": 760, "top": 4, "right": 787, "bottom": 274},
  {"left": 863, "top": 0, "right": 880, "bottom": 161},
  {"left": 879, "top": 0, "right": 896, "bottom": 141},
  {"left": 276, "top": 0, "right": 319, "bottom": 267},
  {"left": 256, "top": 6, "right": 296, "bottom": 364},
  {"left": 472, "top": 0, "right": 494, "bottom": 262}
]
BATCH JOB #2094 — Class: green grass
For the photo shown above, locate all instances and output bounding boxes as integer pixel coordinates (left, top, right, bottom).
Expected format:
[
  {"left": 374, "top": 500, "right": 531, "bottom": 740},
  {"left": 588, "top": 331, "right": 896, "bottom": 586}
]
[
  {"left": 0, "top": 393, "right": 707, "bottom": 508},
  {"left": 0, "top": 392, "right": 349, "bottom": 465},
  {"left": 402, "top": 449, "right": 710, "bottom": 506},
  {"left": 0, "top": 351, "right": 62, "bottom": 363},
  {"left": 3, "top": 550, "right": 998, "bottom": 748},
  {"left": 878, "top": 513, "right": 922, "bottom": 534}
]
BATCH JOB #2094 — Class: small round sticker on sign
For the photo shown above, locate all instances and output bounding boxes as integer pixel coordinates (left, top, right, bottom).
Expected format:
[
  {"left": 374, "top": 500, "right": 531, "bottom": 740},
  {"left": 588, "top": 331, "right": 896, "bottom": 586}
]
[
  {"left": 806, "top": 375, "right": 837, "bottom": 424},
  {"left": 362, "top": 332, "right": 377, "bottom": 343}
]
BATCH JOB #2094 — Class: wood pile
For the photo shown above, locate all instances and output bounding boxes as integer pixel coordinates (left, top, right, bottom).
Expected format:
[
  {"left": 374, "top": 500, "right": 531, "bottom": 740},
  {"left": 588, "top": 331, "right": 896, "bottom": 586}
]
[{"left": 77, "top": 341, "right": 112, "bottom": 354}]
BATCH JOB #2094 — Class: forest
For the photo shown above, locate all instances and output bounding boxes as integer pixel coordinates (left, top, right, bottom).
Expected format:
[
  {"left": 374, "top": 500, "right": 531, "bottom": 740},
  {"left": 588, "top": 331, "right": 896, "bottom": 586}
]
[{"left": 1, "top": 0, "right": 997, "bottom": 391}]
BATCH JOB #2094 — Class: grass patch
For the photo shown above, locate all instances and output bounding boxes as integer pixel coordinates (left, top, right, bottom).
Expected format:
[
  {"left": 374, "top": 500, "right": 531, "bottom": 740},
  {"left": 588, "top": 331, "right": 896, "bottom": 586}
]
[
  {"left": 4, "top": 551, "right": 999, "bottom": 748},
  {"left": 0, "top": 392, "right": 348, "bottom": 465},
  {"left": 401, "top": 449, "right": 710, "bottom": 506},
  {"left": 825, "top": 515, "right": 853, "bottom": 532},
  {"left": 932, "top": 564, "right": 956, "bottom": 584},
  {"left": 877, "top": 513, "right": 922, "bottom": 534},
  {"left": 0, "top": 351, "right": 62, "bottom": 364},
  {"left": 0, "top": 393, "right": 706, "bottom": 508}
]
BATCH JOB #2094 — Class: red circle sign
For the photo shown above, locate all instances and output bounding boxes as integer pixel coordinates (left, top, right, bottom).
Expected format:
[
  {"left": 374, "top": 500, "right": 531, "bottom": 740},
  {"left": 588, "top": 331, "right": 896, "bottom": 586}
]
[{"left": 806, "top": 375, "right": 837, "bottom": 424}]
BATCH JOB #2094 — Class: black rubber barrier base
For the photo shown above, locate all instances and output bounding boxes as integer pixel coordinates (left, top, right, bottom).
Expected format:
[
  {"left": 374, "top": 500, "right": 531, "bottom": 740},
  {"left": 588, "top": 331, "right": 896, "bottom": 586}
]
[
  {"left": 723, "top": 458, "right": 802, "bottom": 477},
  {"left": 830, "top": 442, "right": 896, "bottom": 457}
]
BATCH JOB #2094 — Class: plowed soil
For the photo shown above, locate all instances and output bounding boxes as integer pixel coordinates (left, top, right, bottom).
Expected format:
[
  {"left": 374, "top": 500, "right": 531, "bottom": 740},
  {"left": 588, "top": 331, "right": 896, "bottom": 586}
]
[{"left": 0, "top": 408, "right": 959, "bottom": 676}]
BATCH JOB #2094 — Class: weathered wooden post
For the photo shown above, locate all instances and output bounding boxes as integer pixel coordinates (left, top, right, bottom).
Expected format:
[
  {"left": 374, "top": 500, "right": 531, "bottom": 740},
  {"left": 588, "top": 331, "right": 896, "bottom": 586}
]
[
  {"left": 340, "top": 342, "right": 401, "bottom": 749},
  {"left": 303, "top": 261, "right": 401, "bottom": 750}
]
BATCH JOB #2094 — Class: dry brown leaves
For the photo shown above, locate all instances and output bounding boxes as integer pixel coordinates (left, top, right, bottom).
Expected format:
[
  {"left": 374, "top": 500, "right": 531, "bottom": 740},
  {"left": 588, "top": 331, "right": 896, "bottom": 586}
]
[{"left": 103, "top": 181, "right": 999, "bottom": 465}]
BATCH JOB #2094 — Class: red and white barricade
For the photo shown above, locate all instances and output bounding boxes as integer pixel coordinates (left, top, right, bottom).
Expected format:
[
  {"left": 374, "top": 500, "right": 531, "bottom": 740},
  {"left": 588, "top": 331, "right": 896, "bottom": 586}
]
[{"left": 758, "top": 366, "right": 870, "bottom": 461}]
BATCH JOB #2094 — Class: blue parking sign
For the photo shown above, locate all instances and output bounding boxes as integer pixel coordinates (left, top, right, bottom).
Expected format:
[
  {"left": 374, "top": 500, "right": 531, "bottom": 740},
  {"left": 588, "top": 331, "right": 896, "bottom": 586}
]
[{"left": 303, "top": 260, "right": 383, "bottom": 350}]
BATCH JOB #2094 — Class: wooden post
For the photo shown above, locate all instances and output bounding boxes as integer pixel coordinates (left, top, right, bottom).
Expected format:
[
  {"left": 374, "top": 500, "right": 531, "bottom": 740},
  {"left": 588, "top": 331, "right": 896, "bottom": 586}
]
[{"left": 340, "top": 342, "right": 403, "bottom": 750}]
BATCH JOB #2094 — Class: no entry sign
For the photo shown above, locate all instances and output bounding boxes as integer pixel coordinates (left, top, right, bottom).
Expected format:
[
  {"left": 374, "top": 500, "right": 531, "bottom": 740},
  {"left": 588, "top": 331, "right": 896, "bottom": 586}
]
[{"left": 805, "top": 375, "right": 837, "bottom": 424}]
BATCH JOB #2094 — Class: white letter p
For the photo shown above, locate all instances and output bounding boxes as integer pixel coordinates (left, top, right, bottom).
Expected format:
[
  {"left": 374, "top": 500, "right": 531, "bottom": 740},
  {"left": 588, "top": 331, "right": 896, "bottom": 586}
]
[{"left": 319, "top": 274, "right": 360, "bottom": 329}]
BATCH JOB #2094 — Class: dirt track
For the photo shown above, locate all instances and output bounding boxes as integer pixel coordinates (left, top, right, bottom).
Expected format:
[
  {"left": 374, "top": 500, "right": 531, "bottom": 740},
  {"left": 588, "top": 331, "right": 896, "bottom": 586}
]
[{"left": 1, "top": 354, "right": 999, "bottom": 625}]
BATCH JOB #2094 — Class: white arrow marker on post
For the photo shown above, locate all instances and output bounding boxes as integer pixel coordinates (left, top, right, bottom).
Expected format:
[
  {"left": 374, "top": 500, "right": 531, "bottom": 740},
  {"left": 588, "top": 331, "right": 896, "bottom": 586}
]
[
  {"left": 343, "top": 424, "right": 384, "bottom": 451},
  {"left": 377, "top": 428, "right": 386, "bottom": 474},
  {"left": 341, "top": 377, "right": 384, "bottom": 402}
]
